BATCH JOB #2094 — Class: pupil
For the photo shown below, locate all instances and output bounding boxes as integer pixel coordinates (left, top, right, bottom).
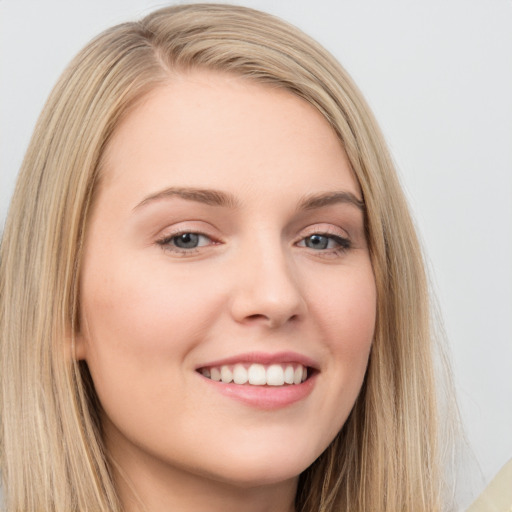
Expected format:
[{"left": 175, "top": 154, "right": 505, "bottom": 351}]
[
  {"left": 174, "top": 233, "right": 199, "bottom": 249},
  {"left": 306, "top": 235, "right": 328, "bottom": 250}
]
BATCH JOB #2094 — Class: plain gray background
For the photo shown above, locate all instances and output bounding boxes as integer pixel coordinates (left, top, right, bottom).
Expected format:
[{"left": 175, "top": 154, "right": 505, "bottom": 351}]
[{"left": 1, "top": 0, "right": 511, "bottom": 501}]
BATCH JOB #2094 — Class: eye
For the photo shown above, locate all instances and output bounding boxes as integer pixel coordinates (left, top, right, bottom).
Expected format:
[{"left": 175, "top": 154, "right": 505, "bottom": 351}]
[
  {"left": 298, "top": 233, "right": 350, "bottom": 252},
  {"left": 157, "top": 232, "right": 213, "bottom": 252},
  {"left": 172, "top": 233, "right": 208, "bottom": 249}
]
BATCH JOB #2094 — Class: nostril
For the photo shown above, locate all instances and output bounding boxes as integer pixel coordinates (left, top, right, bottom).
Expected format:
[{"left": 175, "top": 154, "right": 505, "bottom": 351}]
[{"left": 246, "top": 314, "right": 267, "bottom": 321}]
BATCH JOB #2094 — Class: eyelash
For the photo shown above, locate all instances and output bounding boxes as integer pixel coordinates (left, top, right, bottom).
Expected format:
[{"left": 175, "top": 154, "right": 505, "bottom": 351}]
[{"left": 156, "top": 230, "right": 351, "bottom": 256}]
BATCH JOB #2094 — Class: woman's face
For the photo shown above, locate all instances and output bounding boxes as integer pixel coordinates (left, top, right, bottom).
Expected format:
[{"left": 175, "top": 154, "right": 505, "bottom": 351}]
[{"left": 78, "top": 71, "right": 376, "bottom": 494}]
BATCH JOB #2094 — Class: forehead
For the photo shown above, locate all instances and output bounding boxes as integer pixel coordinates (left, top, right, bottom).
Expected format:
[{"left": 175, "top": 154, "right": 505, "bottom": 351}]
[{"left": 98, "top": 70, "right": 360, "bottom": 203}]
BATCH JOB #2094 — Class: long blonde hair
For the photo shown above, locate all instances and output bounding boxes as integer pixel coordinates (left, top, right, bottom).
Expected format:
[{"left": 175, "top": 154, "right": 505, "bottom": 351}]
[{"left": 0, "top": 4, "right": 455, "bottom": 511}]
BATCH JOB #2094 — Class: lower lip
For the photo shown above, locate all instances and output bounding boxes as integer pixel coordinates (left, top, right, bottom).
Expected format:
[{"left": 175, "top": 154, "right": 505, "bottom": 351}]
[{"left": 199, "top": 373, "right": 317, "bottom": 410}]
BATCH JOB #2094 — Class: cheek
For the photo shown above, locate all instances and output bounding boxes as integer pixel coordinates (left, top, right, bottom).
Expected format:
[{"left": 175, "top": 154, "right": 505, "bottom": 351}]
[
  {"left": 307, "top": 262, "right": 376, "bottom": 409},
  {"left": 81, "top": 250, "right": 213, "bottom": 348},
  {"left": 311, "top": 263, "right": 376, "bottom": 351},
  {"left": 78, "top": 251, "right": 224, "bottom": 406},
  {"left": 78, "top": 256, "right": 227, "bottom": 436}
]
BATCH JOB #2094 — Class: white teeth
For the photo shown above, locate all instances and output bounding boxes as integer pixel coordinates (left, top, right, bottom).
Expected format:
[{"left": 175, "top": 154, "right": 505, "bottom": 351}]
[
  {"left": 233, "top": 364, "right": 248, "bottom": 384},
  {"left": 248, "top": 364, "right": 267, "bottom": 385},
  {"left": 220, "top": 366, "right": 233, "bottom": 383},
  {"left": 210, "top": 367, "right": 221, "bottom": 382},
  {"left": 201, "top": 363, "right": 310, "bottom": 386},
  {"left": 267, "top": 364, "right": 285, "bottom": 386},
  {"left": 284, "top": 365, "right": 295, "bottom": 384}
]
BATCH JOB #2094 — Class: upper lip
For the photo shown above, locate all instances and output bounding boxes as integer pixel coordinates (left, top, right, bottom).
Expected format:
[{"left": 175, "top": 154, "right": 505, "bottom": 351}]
[{"left": 195, "top": 351, "right": 319, "bottom": 370}]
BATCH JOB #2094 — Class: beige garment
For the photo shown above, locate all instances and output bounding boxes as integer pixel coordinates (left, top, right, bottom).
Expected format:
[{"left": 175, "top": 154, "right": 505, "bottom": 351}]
[{"left": 467, "top": 459, "right": 512, "bottom": 512}]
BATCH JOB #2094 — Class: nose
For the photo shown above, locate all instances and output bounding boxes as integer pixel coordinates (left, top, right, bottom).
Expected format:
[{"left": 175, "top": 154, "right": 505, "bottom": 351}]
[{"left": 229, "top": 239, "right": 307, "bottom": 328}]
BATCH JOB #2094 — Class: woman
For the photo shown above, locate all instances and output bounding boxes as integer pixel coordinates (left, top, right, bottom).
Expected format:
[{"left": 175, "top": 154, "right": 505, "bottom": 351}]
[{"left": 0, "top": 4, "right": 457, "bottom": 511}]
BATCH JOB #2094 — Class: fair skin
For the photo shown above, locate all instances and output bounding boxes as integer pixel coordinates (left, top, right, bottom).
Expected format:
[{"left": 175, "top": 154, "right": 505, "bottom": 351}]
[{"left": 77, "top": 71, "right": 376, "bottom": 512}]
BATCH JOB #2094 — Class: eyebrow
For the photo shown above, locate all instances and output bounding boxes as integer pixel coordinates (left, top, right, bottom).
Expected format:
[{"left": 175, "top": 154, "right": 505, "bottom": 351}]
[
  {"left": 134, "top": 187, "right": 364, "bottom": 212},
  {"left": 297, "top": 191, "right": 365, "bottom": 212},
  {"left": 134, "top": 187, "right": 239, "bottom": 210}
]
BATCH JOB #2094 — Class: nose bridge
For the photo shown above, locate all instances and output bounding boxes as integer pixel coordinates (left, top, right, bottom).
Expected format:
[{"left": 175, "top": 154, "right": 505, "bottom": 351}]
[{"left": 230, "top": 230, "right": 306, "bottom": 327}]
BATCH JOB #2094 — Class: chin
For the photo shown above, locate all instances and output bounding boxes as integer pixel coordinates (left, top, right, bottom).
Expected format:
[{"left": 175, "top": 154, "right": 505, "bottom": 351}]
[
  {"left": 195, "top": 448, "right": 316, "bottom": 489},
  {"left": 209, "top": 467, "right": 303, "bottom": 489}
]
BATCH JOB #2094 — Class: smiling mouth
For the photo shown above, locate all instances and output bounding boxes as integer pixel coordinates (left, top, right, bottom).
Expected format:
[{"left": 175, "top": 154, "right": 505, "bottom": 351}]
[{"left": 198, "top": 363, "right": 309, "bottom": 386}]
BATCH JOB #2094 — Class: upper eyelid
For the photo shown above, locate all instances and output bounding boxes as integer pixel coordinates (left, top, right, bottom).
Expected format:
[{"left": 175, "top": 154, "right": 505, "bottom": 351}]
[
  {"left": 155, "top": 223, "right": 350, "bottom": 240},
  {"left": 295, "top": 223, "right": 350, "bottom": 239},
  {"left": 155, "top": 221, "right": 219, "bottom": 239}
]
